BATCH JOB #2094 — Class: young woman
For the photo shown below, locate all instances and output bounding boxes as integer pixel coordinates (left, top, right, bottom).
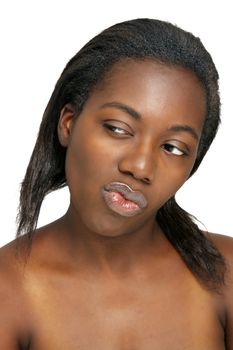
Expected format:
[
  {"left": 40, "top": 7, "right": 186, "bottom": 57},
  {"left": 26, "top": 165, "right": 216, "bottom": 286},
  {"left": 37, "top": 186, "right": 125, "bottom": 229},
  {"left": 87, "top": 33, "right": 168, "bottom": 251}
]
[{"left": 0, "top": 18, "right": 232, "bottom": 349}]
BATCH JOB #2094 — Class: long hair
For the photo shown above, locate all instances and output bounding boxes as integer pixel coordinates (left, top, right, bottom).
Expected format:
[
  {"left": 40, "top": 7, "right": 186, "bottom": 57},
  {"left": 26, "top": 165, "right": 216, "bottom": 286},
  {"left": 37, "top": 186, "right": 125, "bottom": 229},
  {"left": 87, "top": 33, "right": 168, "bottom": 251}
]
[{"left": 16, "top": 18, "right": 225, "bottom": 289}]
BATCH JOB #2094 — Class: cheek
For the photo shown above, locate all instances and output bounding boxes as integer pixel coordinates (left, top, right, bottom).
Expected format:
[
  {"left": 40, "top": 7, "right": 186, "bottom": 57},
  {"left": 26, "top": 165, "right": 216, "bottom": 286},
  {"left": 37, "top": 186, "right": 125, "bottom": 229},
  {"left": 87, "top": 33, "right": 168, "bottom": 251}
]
[
  {"left": 65, "top": 134, "right": 115, "bottom": 199},
  {"left": 151, "top": 162, "right": 193, "bottom": 208}
]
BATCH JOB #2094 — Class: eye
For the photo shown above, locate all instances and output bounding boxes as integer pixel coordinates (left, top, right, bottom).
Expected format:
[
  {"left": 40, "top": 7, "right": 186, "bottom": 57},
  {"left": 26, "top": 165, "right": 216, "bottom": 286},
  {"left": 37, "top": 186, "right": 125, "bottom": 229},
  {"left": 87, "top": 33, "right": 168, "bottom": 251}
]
[
  {"left": 162, "top": 143, "right": 187, "bottom": 156},
  {"left": 103, "top": 123, "right": 132, "bottom": 136}
]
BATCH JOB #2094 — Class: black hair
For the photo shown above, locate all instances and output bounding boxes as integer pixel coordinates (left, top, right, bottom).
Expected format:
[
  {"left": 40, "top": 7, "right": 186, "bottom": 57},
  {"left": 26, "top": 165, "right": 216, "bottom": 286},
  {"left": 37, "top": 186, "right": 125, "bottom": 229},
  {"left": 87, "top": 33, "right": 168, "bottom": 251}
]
[{"left": 16, "top": 18, "right": 225, "bottom": 290}]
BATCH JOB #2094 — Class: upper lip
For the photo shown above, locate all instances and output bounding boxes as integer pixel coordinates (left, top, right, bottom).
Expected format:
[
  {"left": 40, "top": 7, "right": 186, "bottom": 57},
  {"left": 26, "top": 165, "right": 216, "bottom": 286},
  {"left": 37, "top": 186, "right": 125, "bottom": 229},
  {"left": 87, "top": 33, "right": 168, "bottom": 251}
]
[{"left": 103, "top": 182, "right": 148, "bottom": 209}]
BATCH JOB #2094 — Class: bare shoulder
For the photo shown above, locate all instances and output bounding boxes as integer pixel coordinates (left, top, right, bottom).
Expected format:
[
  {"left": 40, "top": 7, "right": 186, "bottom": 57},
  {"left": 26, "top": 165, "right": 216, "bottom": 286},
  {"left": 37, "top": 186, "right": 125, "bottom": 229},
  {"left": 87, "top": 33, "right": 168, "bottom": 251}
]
[
  {"left": 208, "top": 232, "right": 233, "bottom": 282},
  {"left": 208, "top": 232, "right": 233, "bottom": 348},
  {"left": 209, "top": 232, "right": 233, "bottom": 257},
  {"left": 0, "top": 226, "right": 63, "bottom": 348},
  {"left": 0, "top": 239, "right": 24, "bottom": 298},
  {"left": 0, "top": 238, "right": 23, "bottom": 300},
  {"left": 0, "top": 238, "right": 31, "bottom": 348}
]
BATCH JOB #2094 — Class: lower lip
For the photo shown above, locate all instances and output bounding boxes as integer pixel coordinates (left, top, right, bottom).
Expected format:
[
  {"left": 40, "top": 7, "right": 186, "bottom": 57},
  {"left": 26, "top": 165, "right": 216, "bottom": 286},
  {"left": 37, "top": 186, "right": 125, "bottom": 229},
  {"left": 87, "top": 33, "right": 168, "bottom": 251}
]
[{"left": 102, "top": 190, "right": 143, "bottom": 217}]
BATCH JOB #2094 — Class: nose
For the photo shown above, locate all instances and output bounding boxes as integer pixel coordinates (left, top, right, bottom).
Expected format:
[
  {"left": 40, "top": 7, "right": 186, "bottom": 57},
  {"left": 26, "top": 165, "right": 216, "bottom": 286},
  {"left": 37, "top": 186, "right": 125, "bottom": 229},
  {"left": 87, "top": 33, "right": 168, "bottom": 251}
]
[{"left": 118, "top": 142, "right": 155, "bottom": 184}]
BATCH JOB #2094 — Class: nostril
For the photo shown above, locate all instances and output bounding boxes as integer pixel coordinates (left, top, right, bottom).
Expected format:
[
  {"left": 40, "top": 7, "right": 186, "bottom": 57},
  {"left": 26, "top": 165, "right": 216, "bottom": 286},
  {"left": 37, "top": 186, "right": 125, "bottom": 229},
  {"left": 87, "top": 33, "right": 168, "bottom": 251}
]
[
  {"left": 143, "top": 177, "right": 150, "bottom": 184},
  {"left": 122, "top": 170, "right": 151, "bottom": 184},
  {"left": 123, "top": 170, "right": 134, "bottom": 178},
  {"left": 118, "top": 157, "right": 153, "bottom": 184}
]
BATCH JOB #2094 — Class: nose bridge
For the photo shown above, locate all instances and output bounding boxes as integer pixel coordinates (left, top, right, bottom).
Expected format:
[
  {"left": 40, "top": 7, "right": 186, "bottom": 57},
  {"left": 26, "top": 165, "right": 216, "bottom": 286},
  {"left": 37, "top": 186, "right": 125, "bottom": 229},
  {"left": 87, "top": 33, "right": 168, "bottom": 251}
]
[{"left": 118, "top": 138, "right": 155, "bottom": 183}]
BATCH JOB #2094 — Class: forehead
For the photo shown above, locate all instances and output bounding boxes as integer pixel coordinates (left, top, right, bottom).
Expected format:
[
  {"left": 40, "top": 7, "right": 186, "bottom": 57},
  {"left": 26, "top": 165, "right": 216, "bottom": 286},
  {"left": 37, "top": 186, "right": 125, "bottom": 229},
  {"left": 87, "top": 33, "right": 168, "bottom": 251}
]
[{"left": 86, "top": 59, "right": 206, "bottom": 129}]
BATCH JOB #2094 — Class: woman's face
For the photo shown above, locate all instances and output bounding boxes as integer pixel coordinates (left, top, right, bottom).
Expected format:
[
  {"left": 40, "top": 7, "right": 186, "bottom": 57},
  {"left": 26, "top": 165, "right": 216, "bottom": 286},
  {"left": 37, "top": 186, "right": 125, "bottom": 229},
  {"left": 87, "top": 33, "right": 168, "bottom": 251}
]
[{"left": 59, "top": 60, "right": 206, "bottom": 237}]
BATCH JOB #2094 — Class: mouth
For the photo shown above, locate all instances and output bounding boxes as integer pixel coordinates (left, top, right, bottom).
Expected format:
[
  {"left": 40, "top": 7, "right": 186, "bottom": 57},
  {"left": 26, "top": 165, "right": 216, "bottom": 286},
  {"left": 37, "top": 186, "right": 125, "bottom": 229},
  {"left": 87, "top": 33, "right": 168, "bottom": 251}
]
[{"left": 102, "top": 182, "right": 148, "bottom": 217}]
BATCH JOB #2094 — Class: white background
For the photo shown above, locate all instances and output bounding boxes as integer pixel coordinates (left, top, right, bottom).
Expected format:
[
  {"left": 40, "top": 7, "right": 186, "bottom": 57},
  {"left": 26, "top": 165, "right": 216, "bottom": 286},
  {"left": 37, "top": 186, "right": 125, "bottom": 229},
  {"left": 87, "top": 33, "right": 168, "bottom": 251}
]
[{"left": 0, "top": 0, "right": 232, "bottom": 247}]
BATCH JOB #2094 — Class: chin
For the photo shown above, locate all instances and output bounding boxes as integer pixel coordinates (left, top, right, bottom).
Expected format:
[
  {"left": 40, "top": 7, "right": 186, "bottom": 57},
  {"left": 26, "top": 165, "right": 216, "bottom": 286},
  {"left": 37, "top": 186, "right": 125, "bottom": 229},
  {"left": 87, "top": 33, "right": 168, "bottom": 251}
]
[{"left": 82, "top": 210, "right": 153, "bottom": 239}]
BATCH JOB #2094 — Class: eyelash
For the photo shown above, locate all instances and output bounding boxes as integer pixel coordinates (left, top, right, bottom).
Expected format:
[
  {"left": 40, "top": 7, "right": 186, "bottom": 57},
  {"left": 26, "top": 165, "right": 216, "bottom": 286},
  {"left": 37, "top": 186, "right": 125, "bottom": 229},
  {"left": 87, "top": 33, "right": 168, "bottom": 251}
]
[
  {"left": 103, "top": 123, "right": 187, "bottom": 156},
  {"left": 103, "top": 123, "right": 132, "bottom": 135},
  {"left": 161, "top": 144, "right": 187, "bottom": 156}
]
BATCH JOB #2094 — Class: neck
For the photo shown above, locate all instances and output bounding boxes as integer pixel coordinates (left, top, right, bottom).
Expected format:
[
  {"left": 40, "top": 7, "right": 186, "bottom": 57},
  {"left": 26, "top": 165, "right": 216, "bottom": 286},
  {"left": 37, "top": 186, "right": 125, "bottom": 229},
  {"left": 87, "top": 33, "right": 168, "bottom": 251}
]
[{"left": 56, "top": 205, "right": 165, "bottom": 275}]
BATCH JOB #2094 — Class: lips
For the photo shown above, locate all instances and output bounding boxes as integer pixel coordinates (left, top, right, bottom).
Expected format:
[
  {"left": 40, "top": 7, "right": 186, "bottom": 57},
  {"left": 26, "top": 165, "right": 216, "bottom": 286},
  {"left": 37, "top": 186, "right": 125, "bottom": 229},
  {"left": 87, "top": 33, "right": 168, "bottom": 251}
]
[
  {"left": 102, "top": 182, "right": 148, "bottom": 217},
  {"left": 104, "top": 182, "right": 148, "bottom": 209}
]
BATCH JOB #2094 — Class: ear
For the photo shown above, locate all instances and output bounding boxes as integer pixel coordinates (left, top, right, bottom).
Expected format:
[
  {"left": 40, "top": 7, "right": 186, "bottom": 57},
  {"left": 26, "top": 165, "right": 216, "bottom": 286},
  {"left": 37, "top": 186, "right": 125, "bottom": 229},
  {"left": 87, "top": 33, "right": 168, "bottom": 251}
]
[{"left": 57, "top": 104, "right": 76, "bottom": 147}]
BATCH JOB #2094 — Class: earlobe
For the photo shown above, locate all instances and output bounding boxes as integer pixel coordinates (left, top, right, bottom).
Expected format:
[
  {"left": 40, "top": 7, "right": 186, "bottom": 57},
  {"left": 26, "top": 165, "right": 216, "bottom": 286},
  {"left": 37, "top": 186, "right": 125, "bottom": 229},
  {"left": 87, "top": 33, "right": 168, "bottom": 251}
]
[{"left": 57, "top": 104, "right": 76, "bottom": 147}]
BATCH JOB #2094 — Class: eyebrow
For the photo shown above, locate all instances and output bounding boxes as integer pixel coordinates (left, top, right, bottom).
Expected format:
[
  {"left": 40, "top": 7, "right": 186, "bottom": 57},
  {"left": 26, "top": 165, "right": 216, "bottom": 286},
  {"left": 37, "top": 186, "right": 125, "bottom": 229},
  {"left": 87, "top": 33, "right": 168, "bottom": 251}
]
[
  {"left": 100, "top": 101, "right": 199, "bottom": 141},
  {"left": 167, "top": 125, "right": 199, "bottom": 141},
  {"left": 100, "top": 101, "right": 141, "bottom": 120}
]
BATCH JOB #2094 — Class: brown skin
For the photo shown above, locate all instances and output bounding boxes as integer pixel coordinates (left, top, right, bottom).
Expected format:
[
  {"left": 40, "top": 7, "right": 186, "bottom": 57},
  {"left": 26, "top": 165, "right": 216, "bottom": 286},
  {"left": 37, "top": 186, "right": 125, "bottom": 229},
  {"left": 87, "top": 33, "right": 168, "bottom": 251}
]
[{"left": 0, "top": 60, "right": 233, "bottom": 349}]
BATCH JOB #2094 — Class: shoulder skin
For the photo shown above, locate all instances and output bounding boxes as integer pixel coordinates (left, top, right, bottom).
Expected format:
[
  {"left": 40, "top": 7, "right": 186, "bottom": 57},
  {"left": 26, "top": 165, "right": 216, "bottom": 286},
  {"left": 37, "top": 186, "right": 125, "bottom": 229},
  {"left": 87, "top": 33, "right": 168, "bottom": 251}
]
[
  {"left": 0, "top": 239, "right": 32, "bottom": 348},
  {"left": 210, "top": 233, "right": 233, "bottom": 349}
]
